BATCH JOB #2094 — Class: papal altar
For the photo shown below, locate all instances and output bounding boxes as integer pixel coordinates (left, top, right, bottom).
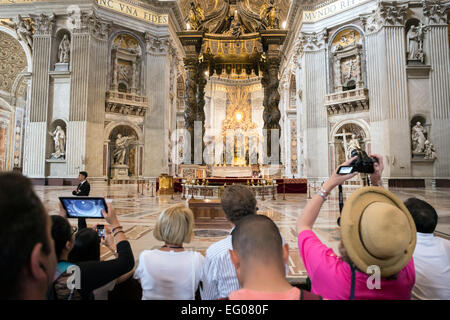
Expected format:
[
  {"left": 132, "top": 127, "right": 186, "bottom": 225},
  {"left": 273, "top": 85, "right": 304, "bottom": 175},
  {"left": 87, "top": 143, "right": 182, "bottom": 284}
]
[{"left": 212, "top": 166, "right": 253, "bottom": 178}]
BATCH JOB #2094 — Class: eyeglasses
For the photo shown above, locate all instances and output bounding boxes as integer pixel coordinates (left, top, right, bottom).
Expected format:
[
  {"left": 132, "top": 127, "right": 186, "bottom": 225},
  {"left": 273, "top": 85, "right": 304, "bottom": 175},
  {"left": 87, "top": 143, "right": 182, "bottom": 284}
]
[{"left": 71, "top": 226, "right": 78, "bottom": 236}]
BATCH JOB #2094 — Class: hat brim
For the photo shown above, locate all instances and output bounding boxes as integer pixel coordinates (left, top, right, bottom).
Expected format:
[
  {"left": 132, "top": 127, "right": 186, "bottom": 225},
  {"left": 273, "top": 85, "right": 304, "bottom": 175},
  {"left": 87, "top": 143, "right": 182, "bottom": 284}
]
[{"left": 340, "top": 187, "right": 416, "bottom": 278}]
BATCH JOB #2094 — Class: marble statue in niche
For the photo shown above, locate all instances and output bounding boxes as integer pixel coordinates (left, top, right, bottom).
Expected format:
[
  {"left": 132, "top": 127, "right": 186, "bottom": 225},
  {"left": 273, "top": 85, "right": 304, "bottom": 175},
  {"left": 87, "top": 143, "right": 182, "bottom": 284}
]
[
  {"left": 412, "top": 121, "right": 427, "bottom": 153},
  {"left": 406, "top": 24, "right": 426, "bottom": 63},
  {"left": 347, "top": 134, "right": 361, "bottom": 157},
  {"left": 48, "top": 126, "right": 66, "bottom": 159},
  {"left": 424, "top": 140, "right": 437, "bottom": 160},
  {"left": 58, "top": 34, "right": 71, "bottom": 64},
  {"left": 113, "top": 134, "right": 135, "bottom": 165}
]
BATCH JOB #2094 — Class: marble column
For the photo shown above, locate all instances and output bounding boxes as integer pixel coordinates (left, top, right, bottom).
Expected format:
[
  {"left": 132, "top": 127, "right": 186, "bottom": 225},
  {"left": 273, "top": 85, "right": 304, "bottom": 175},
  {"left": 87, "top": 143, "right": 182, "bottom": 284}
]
[
  {"left": 363, "top": 1, "right": 410, "bottom": 178},
  {"left": 145, "top": 33, "right": 171, "bottom": 176},
  {"left": 67, "top": 13, "right": 110, "bottom": 178},
  {"left": 298, "top": 30, "right": 328, "bottom": 182},
  {"left": 261, "top": 57, "right": 282, "bottom": 165},
  {"left": 182, "top": 57, "right": 198, "bottom": 164},
  {"left": 23, "top": 14, "right": 55, "bottom": 178},
  {"left": 423, "top": 1, "right": 450, "bottom": 178}
]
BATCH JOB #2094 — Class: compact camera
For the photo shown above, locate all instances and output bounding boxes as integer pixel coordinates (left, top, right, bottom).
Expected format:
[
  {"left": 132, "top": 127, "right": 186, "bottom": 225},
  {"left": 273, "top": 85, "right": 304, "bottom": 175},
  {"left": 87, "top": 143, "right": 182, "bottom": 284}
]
[{"left": 337, "top": 149, "right": 379, "bottom": 174}]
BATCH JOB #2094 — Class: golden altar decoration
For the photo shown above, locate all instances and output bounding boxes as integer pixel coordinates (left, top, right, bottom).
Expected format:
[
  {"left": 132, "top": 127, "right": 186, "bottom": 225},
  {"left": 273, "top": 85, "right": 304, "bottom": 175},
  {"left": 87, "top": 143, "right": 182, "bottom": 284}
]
[{"left": 158, "top": 174, "right": 174, "bottom": 195}]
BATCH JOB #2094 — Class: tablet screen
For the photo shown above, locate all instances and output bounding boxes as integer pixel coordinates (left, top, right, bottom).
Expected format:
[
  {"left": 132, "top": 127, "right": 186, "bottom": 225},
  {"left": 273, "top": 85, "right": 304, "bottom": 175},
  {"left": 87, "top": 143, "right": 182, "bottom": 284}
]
[{"left": 60, "top": 198, "right": 106, "bottom": 219}]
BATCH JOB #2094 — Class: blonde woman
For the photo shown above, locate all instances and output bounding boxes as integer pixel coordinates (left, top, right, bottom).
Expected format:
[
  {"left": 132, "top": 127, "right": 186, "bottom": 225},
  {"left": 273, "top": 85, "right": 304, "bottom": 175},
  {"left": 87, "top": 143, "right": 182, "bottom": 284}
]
[{"left": 134, "top": 204, "right": 204, "bottom": 300}]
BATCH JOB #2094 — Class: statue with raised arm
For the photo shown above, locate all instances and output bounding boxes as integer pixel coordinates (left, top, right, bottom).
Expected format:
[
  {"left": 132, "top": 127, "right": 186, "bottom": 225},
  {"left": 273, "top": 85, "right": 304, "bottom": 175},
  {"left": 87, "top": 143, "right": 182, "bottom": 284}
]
[
  {"left": 58, "top": 34, "right": 71, "bottom": 63},
  {"left": 48, "top": 126, "right": 66, "bottom": 159},
  {"left": 113, "top": 134, "right": 135, "bottom": 165},
  {"left": 346, "top": 134, "right": 361, "bottom": 159}
]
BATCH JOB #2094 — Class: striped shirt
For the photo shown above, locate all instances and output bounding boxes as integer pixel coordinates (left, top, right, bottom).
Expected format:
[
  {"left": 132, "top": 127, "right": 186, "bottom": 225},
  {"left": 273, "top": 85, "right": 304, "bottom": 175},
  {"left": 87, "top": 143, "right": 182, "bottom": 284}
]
[
  {"left": 200, "top": 229, "right": 289, "bottom": 300},
  {"left": 200, "top": 234, "right": 239, "bottom": 300}
]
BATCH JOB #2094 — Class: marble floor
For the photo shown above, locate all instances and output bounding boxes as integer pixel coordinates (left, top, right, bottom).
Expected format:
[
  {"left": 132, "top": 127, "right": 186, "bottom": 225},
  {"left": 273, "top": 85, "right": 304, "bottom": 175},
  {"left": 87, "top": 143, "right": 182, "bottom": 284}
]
[{"left": 37, "top": 184, "right": 450, "bottom": 283}]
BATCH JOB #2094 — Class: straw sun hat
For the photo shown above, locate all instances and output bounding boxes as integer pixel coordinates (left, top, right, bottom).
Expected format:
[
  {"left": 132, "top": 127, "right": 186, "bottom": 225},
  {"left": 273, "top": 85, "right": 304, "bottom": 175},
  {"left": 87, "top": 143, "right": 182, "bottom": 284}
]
[{"left": 340, "top": 187, "right": 416, "bottom": 278}]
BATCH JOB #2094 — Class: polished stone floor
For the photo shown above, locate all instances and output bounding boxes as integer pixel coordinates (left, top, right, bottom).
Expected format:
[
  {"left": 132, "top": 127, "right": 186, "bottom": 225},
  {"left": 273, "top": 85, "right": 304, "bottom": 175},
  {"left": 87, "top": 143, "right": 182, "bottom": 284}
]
[{"left": 37, "top": 184, "right": 450, "bottom": 282}]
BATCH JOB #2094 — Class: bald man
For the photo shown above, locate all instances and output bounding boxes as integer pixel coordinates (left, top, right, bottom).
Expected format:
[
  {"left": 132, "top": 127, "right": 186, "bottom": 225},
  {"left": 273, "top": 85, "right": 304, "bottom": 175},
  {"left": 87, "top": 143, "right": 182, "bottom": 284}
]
[{"left": 228, "top": 215, "right": 321, "bottom": 300}]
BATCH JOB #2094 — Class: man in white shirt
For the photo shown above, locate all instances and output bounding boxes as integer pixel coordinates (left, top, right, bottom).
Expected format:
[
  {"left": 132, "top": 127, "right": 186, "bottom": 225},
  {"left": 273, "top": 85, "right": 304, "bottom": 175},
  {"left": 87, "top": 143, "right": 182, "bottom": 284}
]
[
  {"left": 200, "top": 185, "right": 257, "bottom": 300},
  {"left": 404, "top": 198, "right": 450, "bottom": 300}
]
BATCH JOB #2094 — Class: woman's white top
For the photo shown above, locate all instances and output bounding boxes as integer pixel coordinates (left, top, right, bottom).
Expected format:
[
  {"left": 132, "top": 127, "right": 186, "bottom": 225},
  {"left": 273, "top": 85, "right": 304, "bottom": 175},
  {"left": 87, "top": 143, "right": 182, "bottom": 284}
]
[{"left": 134, "top": 249, "right": 204, "bottom": 300}]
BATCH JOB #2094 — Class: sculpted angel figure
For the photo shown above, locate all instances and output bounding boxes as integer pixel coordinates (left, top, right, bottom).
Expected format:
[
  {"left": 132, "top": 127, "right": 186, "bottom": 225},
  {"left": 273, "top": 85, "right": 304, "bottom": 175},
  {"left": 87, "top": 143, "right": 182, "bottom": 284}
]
[
  {"left": 2, "top": 15, "right": 33, "bottom": 49},
  {"left": 187, "top": 1, "right": 205, "bottom": 30},
  {"left": 260, "top": 0, "right": 280, "bottom": 29}
]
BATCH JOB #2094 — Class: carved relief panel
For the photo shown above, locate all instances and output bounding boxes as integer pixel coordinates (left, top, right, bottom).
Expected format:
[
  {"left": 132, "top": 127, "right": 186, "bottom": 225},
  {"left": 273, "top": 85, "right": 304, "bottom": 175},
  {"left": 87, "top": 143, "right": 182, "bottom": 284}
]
[
  {"left": 330, "top": 28, "right": 364, "bottom": 92},
  {"left": 110, "top": 34, "right": 142, "bottom": 94}
]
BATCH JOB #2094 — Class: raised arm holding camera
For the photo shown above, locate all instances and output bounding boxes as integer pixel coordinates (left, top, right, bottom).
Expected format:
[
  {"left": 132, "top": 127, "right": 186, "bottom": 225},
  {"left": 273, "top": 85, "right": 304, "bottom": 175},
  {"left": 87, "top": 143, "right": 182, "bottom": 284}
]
[
  {"left": 296, "top": 154, "right": 416, "bottom": 300},
  {"left": 51, "top": 203, "right": 134, "bottom": 300}
]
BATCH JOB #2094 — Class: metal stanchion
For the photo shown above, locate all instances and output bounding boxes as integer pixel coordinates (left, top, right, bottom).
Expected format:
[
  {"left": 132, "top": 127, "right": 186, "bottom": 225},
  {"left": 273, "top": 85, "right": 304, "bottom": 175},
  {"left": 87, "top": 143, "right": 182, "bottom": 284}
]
[
  {"left": 181, "top": 184, "right": 186, "bottom": 200},
  {"left": 151, "top": 182, "right": 155, "bottom": 197},
  {"left": 283, "top": 181, "right": 286, "bottom": 200},
  {"left": 273, "top": 185, "right": 276, "bottom": 200},
  {"left": 137, "top": 181, "right": 140, "bottom": 194},
  {"left": 261, "top": 186, "right": 265, "bottom": 201},
  {"left": 141, "top": 181, "right": 144, "bottom": 196}
]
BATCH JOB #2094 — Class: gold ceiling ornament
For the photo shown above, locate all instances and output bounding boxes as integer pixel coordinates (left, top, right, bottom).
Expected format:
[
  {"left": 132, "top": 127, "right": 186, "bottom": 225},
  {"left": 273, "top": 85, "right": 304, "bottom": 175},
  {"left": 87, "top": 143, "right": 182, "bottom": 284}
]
[{"left": 222, "top": 86, "right": 258, "bottom": 135}]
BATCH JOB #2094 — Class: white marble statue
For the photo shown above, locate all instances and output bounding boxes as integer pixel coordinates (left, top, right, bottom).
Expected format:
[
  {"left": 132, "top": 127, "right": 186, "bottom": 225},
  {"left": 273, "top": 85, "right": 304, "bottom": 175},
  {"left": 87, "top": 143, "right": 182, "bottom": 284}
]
[
  {"left": 407, "top": 26, "right": 419, "bottom": 60},
  {"left": 48, "top": 126, "right": 66, "bottom": 159},
  {"left": 424, "top": 140, "right": 437, "bottom": 160},
  {"left": 412, "top": 122, "right": 426, "bottom": 153},
  {"left": 58, "top": 34, "right": 71, "bottom": 63},
  {"left": 113, "top": 134, "right": 135, "bottom": 165},
  {"left": 347, "top": 134, "right": 361, "bottom": 158}
]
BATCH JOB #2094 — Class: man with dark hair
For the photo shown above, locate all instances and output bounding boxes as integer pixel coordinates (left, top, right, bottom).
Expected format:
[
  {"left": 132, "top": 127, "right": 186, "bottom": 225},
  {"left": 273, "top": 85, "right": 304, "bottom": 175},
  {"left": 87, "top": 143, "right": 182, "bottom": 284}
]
[
  {"left": 201, "top": 185, "right": 257, "bottom": 300},
  {"left": 72, "top": 171, "right": 90, "bottom": 197},
  {"left": 0, "top": 172, "right": 57, "bottom": 299},
  {"left": 72, "top": 171, "right": 91, "bottom": 230},
  {"left": 404, "top": 198, "right": 450, "bottom": 300},
  {"left": 229, "top": 215, "right": 320, "bottom": 300}
]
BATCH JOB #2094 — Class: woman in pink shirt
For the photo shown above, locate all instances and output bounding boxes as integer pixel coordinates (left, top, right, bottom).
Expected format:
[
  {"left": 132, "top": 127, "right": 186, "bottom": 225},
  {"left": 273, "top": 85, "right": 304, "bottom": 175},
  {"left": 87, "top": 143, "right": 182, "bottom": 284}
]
[{"left": 297, "top": 154, "right": 416, "bottom": 300}]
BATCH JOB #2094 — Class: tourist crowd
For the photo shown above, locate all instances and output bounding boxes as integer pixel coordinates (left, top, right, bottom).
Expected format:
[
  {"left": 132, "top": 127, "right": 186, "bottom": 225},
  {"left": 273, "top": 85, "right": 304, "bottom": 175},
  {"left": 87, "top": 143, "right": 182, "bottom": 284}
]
[{"left": 0, "top": 153, "right": 449, "bottom": 300}]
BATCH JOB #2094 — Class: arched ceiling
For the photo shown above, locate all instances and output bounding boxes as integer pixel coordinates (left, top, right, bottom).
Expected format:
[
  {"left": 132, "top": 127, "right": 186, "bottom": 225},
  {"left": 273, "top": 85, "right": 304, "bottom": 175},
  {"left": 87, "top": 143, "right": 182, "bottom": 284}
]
[{"left": 0, "top": 30, "right": 27, "bottom": 96}]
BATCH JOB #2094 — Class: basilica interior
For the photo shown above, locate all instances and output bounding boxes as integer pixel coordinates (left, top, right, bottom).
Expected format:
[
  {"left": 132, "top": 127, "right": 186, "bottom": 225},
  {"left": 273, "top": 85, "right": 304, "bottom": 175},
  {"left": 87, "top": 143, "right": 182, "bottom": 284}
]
[{"left": 0, "top": 0, "right": 449, "bottom": 287}]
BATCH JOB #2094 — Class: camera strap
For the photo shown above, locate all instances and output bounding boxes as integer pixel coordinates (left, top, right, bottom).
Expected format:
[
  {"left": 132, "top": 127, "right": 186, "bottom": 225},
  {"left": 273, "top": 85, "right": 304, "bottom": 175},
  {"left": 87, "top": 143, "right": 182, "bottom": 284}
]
[
  {"left": 338, "top": 184, "right": 344, "bottom": 214},
  {"left": 337, "top": 184, "right": 344, "bottom": 226}
]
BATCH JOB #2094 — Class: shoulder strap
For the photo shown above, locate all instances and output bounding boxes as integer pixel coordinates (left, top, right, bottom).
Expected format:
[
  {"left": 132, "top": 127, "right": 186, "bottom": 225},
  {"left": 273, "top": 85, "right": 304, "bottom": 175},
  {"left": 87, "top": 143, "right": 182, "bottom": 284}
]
[{"left": 349, "top": 263, "right": 356, "bottom": 300}]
